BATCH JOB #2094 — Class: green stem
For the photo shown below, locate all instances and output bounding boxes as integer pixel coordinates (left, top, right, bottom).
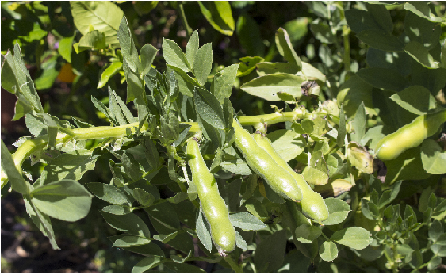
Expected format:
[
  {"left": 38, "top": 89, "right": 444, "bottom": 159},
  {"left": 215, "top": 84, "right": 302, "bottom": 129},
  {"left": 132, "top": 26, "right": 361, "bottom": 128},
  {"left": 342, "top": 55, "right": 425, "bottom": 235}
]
[
  {"left": 337, "top": 2, "right": 351, "bottom": 75},
  {"left": 5, "top": 110, "right": 314, "bottom": 184}
]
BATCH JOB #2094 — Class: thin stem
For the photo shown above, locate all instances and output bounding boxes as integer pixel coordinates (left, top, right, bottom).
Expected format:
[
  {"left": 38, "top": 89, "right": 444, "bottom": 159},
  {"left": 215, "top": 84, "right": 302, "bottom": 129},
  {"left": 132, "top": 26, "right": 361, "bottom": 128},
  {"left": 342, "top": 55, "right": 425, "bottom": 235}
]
[{"left": 337, "top": 2, "right": 351, "bottom": 75}]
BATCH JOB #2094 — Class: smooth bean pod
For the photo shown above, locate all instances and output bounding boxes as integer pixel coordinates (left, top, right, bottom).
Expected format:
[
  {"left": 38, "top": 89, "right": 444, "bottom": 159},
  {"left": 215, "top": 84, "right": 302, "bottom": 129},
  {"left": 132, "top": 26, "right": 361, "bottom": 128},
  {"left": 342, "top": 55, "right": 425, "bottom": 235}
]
[
  {"left": 186, "top": 139, "right": 235, "bottom": 255},
  {"left": 232, "top": 120, "right": 302, "bottom": 201},
  {"left": 375, "top": 109, "right": 446, "bottom": 160},
  {"left": 254, "top": 133, "right": 329, "bottom": 223}
]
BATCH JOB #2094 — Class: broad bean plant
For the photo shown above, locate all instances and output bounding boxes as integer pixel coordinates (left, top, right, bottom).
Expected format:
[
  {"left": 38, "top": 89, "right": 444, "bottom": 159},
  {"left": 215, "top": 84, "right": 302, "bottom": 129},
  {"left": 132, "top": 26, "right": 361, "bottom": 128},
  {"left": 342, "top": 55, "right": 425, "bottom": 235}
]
[{"left": 1, "top": 1, "right": 446, "bottom": 272}]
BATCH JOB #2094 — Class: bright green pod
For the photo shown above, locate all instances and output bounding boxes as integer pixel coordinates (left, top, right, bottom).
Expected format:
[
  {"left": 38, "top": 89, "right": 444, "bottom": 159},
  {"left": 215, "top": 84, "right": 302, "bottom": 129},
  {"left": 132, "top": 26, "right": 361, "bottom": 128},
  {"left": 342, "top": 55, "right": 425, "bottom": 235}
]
[
  {"left": 186, "top": 139, "right": 236, "bottom": 255},
  {"left": 375, "top": 109, "right": 446, "bottom": 161},
  {"left": 232, "top": 120, "right": 302, "bottom": 201},
  {"left": 253, "top": 133, "right": 329, "bottom": 223}
]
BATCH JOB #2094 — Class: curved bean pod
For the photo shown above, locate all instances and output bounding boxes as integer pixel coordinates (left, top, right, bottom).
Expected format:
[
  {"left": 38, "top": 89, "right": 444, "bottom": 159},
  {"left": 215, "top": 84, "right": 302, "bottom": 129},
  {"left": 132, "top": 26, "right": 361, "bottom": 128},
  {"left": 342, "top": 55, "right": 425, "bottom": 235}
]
[
  {"left": 232, "top": 120, "right": 302, "bottom": 201},
  {"left": 375, "top": 109, "right": 446, "bottom": 160},
  {"left": 253, "top": 133, "right": 329, "bottom": 223},
  {"left": 186, "top": 139, "right": 235, "bottom": 255}
]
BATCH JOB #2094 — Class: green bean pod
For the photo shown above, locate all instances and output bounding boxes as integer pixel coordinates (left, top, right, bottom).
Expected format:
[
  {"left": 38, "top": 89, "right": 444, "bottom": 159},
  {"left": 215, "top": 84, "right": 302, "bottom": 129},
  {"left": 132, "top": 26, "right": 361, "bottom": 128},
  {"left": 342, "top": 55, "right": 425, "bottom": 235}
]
[
  {"left": 186, "top": 139, "right": 235, "bottom": 255},
  {"left": 254, "top": 133, "right": 329, "bottom": 223},
  {"left": 375, "top": 109, "right": 446, "bottom": 161},
  {"left": 232, "top": 120, "right": 302, "bottom": 201}
]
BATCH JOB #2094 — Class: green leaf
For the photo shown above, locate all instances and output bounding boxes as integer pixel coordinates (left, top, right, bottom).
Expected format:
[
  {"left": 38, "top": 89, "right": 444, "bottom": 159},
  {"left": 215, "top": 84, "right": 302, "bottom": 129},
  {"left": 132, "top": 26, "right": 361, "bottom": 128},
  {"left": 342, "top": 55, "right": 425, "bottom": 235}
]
[
  {"left": 102, "top": 211, "right": 151, "bottom": 238},
  {"left": 378, "top": 181, "right": 402, "bottom": 208},
  {"left": 302, "top": 166, "right": 328, "bottom": 185},
  {"left": 211, "top": 64, "right": 239, "bottom": 103},
  {"left": 310, "top": 19, "right": 336, "bottom": 44},
  {"left": 186, "top": 30, "right": 199, "bottom": 70},
  {"left": 43, "top": 152, "right": 99, "bottom": 183},
  {"left": 109, "top": 87, "right": 136, "bottom": 125},
  {"left": 198, "top": 1, "right": 235, "bottom": 36},
  {"left": 132, "top": 188, "right": 155, "bottom": 207},
  {"left": 132, "top": 256, "right": 162, "bottom": 273},
  {"left": 429, "top": 220, "right": 444, "bottom": 243},
  {"left": 319, "top": 241, "right": 338, "bottom": 262},
  {"left": 267, "top": 129, "right": 304, "bottom": 162},
  {"left": 295, "top": 224, "right": 322, "bottom": 243},
  {"left": 275, "top": 28, "right": 302, "bottom": 70},
  {"left": 24, "top": 197, "right": 59, "bottom": 250},
  {"left": 235, "top": 231, "right": 248, "bottom": 251},
  {"left": 390, "top": 86, "right": 437, "bottom": 115},
  {"left": 112, "top": 235, "right": 151, "bottom": 247},
  {"left": 194, "top": 87, "right": 225, "bottom": 129},
  {"left": 70, "top": 1, "right": 123, "bottom": 46},
  {"left": 163, "top": 38, "right": 190, "bottom": 72},
  {"left": 170, "top": 65, "right": 199, "bottom": 97},
  {"left": 404, "top": 41, "right": 440, "bottom": 69},
  {"left": 237, "top": 56, "right": 264, "bottom": 77},
  {"left": 356, "top": 67, "right": 407, "bottom": 92},
  {"left": 366, "top": 3, "right": 393, "bottom": 33},
  {"left": 196, "top": 209, "right": 213, "bottom": 252},
  {"left": 193, "top": 43, "right": 213, "bottom": 86},
  {"left": 76, "top": 30, "right": 106, "bottom": 52},
  {"left": 385, "top": 147, "right": 431, "bottom": 183},
  {"left": 1, "top": 45, "right": 44, "bottom": 119},
  {"left": 257, "top": 62, "right": 299, "bottom": 76},
  {"left": 351, "top": 102, "right": 366, "bottom": 143},
  {"left": 404, "top": 11, "right": 442, "bottom": 50},
  {"left": 140, "top": 44, "right": 158, "bottom": 76},
  {"left": 220, "top": 159, "right": 251, "bottom": 175},
  {"left": 229, "top": 212, "right": 267, "bottom": 231},
  {"left": 165, "top": 262, "right": 206, "bottom": 273},
  {"left": 118, "top": 17, "right": 141, "bottom": 73},
  {"left": 98, "top": 61, "right": 122, "bottom": 88},
  {"left": 421, "top": 139, "right": 446, "bottom": 174},
  {"left": 87, "top": 182, "right": 131, "bottom": 205},
  {"left": 322, "top": 198, "right": 351, "bottom": 226},
  {"left": 331, "top": 227, "right": 372, "bottom": 250},
  {"left": 58, "top": 36, "right": 75, "bottom": 63},
  {"left": 255, "top": 230, "right": 287, "bottom": 273},
  {"left": 337, "top": 74, "right": 375, "bottom": 118},
  {"left": 122, "top": 60, "right": 147, "bottom": 121},
  {"left": 1, "top": 140, "right": 30, "bottom": 194},
  {"left": 31, "top": 179, "right": 92, "bottom": 222},
  {"left": 240, "top": 74, "right": 304, "bottom": 101},
  {"left": 145, "top": 202, "right": 180, "bottom": 234},
  {"left": 102, "top": 204, "right": 132, "bottom": 215},
  {"left": 337, "top": 104, "right": 346, "bottom": 147}
]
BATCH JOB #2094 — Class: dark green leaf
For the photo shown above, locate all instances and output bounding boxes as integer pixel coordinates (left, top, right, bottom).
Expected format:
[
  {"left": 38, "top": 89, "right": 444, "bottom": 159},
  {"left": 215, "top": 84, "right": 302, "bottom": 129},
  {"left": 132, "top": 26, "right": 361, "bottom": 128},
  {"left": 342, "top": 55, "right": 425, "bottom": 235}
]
[
  {"left": 102, "top": 211, "right": 151, "bottom": 238},
  {"left": 255, "top": 230, "right": 287, "bottom": 273},
  {"left": 112, "top": 235, "right": 151, "bottom": 247},
  {"left": 194, "top": 87, "right": 225, "bottom": 129},
  {"left": 118, "top": 16, "right": 141, "bottom": 72},
  {"left": 196, "top": 209, "right": 213, "bottom": 252},
  {"left": 24, "top": 197, "right": 59, "bottom": 250},
  {"left": 236, "top": 14, "right": 264, "bottom": 56},
  {"left": 356, "top": 67, "right": 407, "bottom": 91},
  {"left": 102, "top": 204, "right": 132, "bottom": 215},
  {"left": 295, "top": 224, "right": 322, "bottom": 243},
  {"left": 87, "top": 182, "right": 131, "bottom": 205},
  {"left": 356, "top": 29, "right": 404, "bottom": 52},
  {"left": 404, "top": 41, "right": 439, "bottom": 69},
  {"left": 145, "top": 202, "right": 180, "bottom": 234},
  {"left": 165, "top": 262, "right": 206, "bottom": 273},
  {"left": 76, "top": 30, "right": 106, "bottom": 52}
]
